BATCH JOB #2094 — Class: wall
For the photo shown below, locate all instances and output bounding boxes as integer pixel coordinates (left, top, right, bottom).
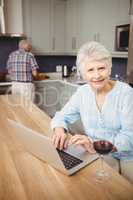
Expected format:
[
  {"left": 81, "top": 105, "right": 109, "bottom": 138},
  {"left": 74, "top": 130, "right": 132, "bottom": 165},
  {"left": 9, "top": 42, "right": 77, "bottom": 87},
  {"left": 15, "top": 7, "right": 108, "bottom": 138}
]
[
  {"left": 0, "top": 37, "right": 20, "bottom": 71},
  {"left": 35, "top": 55, "right": 128, "bottom": 81},
  {"left": 35, "top": 55, "right": 75, "bottom": 73}
]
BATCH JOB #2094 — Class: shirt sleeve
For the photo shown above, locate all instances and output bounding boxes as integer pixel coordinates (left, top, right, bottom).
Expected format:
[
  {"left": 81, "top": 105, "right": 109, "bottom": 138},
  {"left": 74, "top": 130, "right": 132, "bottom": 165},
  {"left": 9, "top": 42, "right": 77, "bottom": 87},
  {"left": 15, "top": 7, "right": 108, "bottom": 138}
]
[
  {"left": 114, "top": 88, "right": 133, "bottom": 151},
  {"left": 29, "top": 54, "right": 39, "bottom": 71},
  {"left": 6, "top": 55, "right": 12, "bottom": 73},
  {"left": 51, "top": 88, "right": 81, "bottom": 131}
]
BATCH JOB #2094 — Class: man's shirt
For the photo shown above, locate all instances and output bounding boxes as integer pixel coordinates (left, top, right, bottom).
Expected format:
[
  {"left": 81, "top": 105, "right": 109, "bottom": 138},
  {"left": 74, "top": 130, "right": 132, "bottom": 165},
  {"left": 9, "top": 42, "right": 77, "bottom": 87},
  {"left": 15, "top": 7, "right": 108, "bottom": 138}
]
[
  {"left": 7, "top": 48, "right": 39, "bottom": 82},
  {"left": 51, "top": 81, "right": 133, "bottom": 152}
]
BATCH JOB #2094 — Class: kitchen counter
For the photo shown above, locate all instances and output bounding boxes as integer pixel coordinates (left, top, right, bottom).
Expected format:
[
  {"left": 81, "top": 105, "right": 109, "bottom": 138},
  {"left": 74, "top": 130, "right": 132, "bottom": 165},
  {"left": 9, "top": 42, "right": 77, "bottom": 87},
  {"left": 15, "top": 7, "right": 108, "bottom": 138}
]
[
  {"left": 0, "top": 82, "right": 12, "bottom": 95},
  {"left": 0, "top": 73, "right": 85, "bottom": 87},
  {"left": 0, "top": 95, "right": 133, "bottom": 200},
  {"left": 0, "top": 82, "right": 12, "bottom": 86},
  {"left": 34, "top": 72, "right": 86, "bottom": 87}
]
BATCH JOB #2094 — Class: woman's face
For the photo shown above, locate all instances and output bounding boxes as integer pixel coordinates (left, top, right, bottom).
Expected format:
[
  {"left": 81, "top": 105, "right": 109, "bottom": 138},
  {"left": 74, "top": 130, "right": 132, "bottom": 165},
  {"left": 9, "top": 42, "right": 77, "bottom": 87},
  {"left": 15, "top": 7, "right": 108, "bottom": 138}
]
[{"left": 83, "top": 59, "right": 111, "bottom": 91}]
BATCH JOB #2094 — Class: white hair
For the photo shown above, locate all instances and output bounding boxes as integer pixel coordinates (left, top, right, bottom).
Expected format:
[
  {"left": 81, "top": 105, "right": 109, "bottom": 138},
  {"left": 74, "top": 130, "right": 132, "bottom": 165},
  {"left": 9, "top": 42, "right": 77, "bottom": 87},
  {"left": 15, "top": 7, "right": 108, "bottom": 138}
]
[
  {"left": 19, "top": 39, "right": 31, "bottom": 49},
  {"left": 76, "top": 41, "right": 112, "bottom": 77}
]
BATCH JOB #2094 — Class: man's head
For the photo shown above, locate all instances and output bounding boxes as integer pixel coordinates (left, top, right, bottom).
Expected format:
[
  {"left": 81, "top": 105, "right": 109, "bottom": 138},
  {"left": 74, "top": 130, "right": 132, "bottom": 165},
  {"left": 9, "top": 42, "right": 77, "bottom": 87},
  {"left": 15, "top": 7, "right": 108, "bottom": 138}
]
[{"left": 19, "top": 40, "right": 32, "bottom": 52}]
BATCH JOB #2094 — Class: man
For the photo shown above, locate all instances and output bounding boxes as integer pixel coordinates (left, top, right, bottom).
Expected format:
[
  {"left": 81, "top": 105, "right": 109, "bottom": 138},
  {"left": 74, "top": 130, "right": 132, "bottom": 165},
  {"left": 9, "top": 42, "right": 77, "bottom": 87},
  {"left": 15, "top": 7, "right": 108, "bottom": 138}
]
[{"left": 6, "top": 39, "right": 39, "bottom": 101}]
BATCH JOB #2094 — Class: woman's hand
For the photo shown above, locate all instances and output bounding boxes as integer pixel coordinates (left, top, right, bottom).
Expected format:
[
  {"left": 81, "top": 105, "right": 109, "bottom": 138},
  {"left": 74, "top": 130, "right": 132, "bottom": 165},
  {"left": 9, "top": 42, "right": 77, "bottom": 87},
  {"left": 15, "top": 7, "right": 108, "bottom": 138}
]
[
  {"left": 52, "top": 127, "right": 71, "bottom": 150},
  {"left": 68, "top": 134, "right": 96, "bottom": 154}
]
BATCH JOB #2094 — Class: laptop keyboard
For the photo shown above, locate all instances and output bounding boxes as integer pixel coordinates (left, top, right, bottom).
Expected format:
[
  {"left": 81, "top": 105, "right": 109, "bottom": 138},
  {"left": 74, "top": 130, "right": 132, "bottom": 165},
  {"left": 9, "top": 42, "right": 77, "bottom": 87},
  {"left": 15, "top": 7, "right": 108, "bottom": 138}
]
[{"left": 56, "top": 149, "right": 83, "bottom": 170}]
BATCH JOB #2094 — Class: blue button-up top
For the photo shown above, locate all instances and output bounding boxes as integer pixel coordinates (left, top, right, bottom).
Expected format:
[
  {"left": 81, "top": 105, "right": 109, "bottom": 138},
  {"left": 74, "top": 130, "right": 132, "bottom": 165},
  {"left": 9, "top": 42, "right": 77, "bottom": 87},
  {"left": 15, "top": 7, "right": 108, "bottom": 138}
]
[{"left": 51, "top": 81, "right": 133, "bottom": 151}]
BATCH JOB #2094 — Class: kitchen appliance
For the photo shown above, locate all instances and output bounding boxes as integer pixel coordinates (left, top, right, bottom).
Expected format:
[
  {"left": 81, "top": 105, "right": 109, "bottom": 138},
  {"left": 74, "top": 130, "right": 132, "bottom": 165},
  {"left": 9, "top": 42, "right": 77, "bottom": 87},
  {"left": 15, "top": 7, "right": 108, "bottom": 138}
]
[
  {"left": 115, "top": 24, "right": 129, "bottom": 51},
  {"left": 0, "top": 0, "right": 5, "bottom": 34},
  {"left": 62, "top": 65, "right": 69, "bottom": 78}
]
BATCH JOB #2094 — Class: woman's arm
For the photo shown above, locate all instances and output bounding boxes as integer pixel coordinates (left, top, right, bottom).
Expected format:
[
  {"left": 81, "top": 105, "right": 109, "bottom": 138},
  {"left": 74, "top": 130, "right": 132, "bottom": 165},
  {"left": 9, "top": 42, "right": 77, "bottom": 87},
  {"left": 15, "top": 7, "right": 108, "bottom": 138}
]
[
  {"left": 51, "top": 88, "right": 81, "bottom": 149},
  {"left": 114, "top": 89, "right": 133, "bottom": 151}
]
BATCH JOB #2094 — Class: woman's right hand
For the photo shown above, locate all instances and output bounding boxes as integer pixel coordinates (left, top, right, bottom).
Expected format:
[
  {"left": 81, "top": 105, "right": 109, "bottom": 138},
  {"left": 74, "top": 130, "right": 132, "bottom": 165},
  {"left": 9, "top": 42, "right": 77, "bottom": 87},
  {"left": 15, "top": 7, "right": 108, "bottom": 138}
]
[{"left": 52, "top": 127, "right": 70, "bottom": 150}]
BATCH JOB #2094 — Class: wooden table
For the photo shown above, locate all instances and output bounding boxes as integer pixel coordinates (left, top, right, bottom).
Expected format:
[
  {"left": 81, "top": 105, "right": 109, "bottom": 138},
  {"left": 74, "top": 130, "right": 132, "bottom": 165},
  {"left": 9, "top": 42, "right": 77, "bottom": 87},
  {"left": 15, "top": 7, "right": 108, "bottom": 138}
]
[{"left": 0, "top": 95, "right": 133, "bottom": 200}]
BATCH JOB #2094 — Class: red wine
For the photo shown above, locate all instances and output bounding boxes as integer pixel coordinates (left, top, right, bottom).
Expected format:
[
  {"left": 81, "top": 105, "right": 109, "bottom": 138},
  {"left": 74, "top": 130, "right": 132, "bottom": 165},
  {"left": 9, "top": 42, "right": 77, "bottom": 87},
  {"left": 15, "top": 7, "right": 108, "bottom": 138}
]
[{"left": 93, "top": 140, "right": 113, "bottom": 155}]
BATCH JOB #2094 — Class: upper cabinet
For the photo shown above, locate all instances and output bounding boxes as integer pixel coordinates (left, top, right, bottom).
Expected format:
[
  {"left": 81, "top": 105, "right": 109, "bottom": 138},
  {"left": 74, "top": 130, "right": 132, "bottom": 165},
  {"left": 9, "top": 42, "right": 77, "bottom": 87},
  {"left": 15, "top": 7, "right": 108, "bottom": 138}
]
[
  {"left": 65, "top": 0, "right": 79, "bottom": 53},
  {"left": 23, "top": 0, "right": 51, "bottom": 53},
  {"left": 23, "top": 0, "right": 130, "bottom": 54},
  {"left": 77, "top": 0, "right": 130, "bottom": 52},
  {"left": 23, "top": 0, "right": 79, "bottom": 54},
  {"left": 4, "top": 0, "right": 23, "bottom": 34},
  {"left": 23, "top": 0, "right": 66, "bottom": 54},
  {"left": 50, "top": 0, "right": 66, "bottom": 53}
]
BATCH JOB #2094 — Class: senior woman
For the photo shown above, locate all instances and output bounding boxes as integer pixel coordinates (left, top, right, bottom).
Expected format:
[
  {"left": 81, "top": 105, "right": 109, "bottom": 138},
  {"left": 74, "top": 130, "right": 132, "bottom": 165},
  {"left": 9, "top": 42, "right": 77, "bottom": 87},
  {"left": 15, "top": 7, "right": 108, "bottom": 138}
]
[{"left": 51, "top": 41, "right": 133, "bottom": 154}]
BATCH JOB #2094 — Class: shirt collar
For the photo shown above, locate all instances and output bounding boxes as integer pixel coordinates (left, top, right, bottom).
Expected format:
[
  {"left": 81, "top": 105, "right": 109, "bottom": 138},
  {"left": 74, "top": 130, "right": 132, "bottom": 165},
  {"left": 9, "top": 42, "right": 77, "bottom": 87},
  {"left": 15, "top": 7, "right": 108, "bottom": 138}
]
[{"left": 19, "top": 48, "right": 26, "bottom": 52}]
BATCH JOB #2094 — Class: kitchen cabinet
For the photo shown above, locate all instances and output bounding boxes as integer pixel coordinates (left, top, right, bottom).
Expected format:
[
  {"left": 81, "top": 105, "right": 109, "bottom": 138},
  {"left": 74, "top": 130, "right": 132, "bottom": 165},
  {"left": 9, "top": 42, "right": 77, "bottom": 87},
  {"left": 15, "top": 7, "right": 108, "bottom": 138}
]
[
  {"left": 59, "top": 82, "right": 77, "bottom": 108},
  {"left": 23, "top": 0, "right": 51, "bottom": 53},
  {"left": 23, "top": 0, "right": 130, "bottom": 54},
  {"left": 4, "top": 0, "right": 23, "bottom": 34},
  {"left": 35, "top": 81, "right": 64, "bottom": 117},
  {"left": 35, "top": 81, "right": 78, "bottom": 117},
  {"left": 50, "top": 0, "right": 66, "bottom": 53},
  {"left": 35, "top": 81, "right": 56, "bottom": 117},
  {"left": 65, "top": 0, "right": 79, "bottom": 53},
  {"left": 0, "top": 84, "right": 11, "bottom": 95},
  {"left": 23, "top": 0, "right": 78, "bottom": 54},
  {"left": 23, "top": 0, "right": 66, "bottom": 54},
  {"left": 35, "top": 80, "right": 85, "bottom": 134},
  {"left": 77, "top": 0, "right": 130, "bottom": 52}
]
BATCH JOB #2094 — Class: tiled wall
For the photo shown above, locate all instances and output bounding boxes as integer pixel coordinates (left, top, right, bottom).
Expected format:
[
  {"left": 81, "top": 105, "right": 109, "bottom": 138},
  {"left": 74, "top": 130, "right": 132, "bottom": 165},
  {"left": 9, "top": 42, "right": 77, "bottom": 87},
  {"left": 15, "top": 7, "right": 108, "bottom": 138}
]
[
  {"left": 35, "top": 55, "right": 127, "bottom": 80},
  {"left": 0, "top": 37, "right": 20, "bottom": 72},
  {"left": 111, "top": 58, "right": 127, "bottom": 81},
  {"left": 35, "top": 55, "right": 75, "bottom": 73},
  {"left": 0, "top": 37, "right": 128, "bottom": 81}
]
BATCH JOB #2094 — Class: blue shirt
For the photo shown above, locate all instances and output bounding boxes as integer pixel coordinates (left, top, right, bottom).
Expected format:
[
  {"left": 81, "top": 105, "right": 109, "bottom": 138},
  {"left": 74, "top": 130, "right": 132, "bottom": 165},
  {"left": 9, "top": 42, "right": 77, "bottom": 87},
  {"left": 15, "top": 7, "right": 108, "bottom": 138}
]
[{"left": 51, "top": 81, "right": 133, "bottom": 151}]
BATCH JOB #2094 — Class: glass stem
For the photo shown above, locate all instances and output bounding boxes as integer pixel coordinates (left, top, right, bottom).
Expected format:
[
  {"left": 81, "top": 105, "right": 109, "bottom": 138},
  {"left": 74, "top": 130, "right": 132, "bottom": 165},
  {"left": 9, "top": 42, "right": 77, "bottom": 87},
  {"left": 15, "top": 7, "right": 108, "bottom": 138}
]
[{"left": 100, "top": 154, "right": 104, "bottom": 173}]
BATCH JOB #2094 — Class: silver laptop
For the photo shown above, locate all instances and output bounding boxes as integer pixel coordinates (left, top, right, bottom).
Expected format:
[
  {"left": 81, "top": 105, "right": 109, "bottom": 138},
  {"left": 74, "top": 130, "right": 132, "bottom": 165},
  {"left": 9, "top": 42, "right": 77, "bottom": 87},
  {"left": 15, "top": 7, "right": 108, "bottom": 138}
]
[{"left": 8, "top": 119, "right": 98, "bottom": 175}]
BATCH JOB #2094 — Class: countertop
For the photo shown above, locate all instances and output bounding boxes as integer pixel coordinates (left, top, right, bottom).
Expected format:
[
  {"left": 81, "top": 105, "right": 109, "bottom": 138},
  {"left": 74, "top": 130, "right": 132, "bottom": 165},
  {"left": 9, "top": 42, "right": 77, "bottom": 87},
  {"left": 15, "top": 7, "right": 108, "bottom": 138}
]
[
  {"left": 0, "top": 72, "right": 86, "bottom": 87},
  {"left": 34, "top": 72, "right": 86, "bottom": 87},
  {"left": 0, "top": 82, "right": 12, "bottom": 86},
  {"left": 0, "top": 95, "right": 133, "bottom": 200}
]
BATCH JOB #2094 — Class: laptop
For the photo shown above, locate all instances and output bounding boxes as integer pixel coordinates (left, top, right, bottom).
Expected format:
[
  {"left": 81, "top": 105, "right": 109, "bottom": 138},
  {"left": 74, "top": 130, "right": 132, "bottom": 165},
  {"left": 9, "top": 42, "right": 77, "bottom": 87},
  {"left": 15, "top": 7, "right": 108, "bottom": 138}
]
[{"left": 8, "top": 119, "right": 98, "bottom": 175}]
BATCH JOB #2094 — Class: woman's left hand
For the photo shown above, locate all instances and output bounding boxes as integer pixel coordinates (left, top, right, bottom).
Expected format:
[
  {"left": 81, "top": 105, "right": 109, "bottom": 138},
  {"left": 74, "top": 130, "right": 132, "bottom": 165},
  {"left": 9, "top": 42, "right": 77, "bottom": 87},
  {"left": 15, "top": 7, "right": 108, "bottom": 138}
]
[{"left": 68, "top": 134, "right": 96, "bottom": 154}]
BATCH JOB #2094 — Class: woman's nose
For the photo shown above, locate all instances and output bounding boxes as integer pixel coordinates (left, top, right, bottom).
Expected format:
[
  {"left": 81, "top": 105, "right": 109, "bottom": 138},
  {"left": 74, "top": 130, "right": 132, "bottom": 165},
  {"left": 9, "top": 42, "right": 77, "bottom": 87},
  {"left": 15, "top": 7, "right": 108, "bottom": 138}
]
[{"left": 93, "top": 70, "right": 100, "bottom": 79}]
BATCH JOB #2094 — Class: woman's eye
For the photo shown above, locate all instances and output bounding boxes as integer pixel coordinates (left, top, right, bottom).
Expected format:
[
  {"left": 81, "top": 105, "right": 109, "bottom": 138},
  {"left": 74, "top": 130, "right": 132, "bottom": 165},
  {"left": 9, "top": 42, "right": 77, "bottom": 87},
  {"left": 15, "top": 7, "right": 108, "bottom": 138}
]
[
  {"left": 88, "top": 68, "right": 93, "bottom": 72},
  {"left": 98, "top": 67, "right": 105, "bottom": 70}
]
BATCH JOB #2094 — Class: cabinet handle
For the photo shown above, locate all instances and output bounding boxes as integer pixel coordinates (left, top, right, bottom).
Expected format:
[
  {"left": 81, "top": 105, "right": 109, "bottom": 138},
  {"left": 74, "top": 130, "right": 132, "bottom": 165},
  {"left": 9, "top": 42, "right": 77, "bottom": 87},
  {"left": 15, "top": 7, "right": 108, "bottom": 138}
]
[
  {"left": 72, "top": 37, "right": 74, "bottom": 49},
  {"left": 52, "top": 37, "right": 55, "bottom": 50},
  {"left": 93, "top": 33, "right": 100, "bottom": 42},
  {"left": 93, "top": 34, "right": 97, "bottom": 41},
  {"left": 97, "top": 33, "right": 100, "bottom": 42},
  {"left": 72, "top": 37, "right": 76, "bottom": 50},
  {"left": 129, "top": 0, "right": 133, "bottom": 14}
]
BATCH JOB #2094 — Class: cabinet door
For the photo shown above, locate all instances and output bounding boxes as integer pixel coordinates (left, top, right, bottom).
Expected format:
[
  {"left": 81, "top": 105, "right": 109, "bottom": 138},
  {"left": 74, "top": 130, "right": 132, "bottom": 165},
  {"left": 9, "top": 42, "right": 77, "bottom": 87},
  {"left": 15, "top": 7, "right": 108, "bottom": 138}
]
[
  {"left": 35, "top": 81, "right": 84, "bottom": 133},
  {"left": 50, "top": 0, "right": 66, "bottom": 53},
  {"left": 23, "top": 0, "right": 51, "bottom": 54},
  {"left": 35, "top": 81, "right": 62, "bottom": 117},
  {"left": 60, "top": 83, "right": 77, "bottom": 108},
  {"left": 59, "top": 83, "right": 85, "bottom": 134},
  {"left": 65, "top": 0, "right": 79, "bottom": 53},
  {"left": 78, "top": 0, "right": 130, "bottom": 52}
]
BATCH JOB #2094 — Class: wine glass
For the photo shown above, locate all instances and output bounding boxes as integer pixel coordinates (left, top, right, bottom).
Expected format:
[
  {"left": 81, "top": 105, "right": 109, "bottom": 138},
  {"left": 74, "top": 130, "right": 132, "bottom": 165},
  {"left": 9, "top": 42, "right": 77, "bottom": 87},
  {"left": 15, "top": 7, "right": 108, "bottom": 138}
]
[{"left": 93, "top": 140, "right": 114, "bottom": 182}]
